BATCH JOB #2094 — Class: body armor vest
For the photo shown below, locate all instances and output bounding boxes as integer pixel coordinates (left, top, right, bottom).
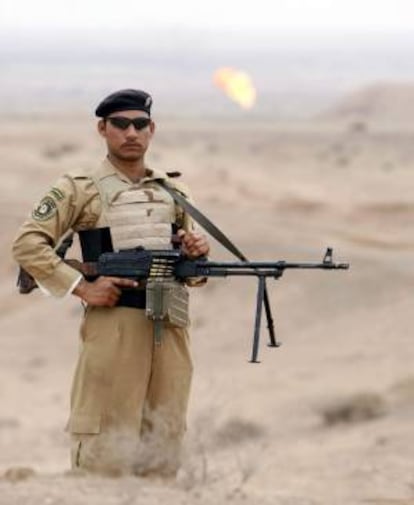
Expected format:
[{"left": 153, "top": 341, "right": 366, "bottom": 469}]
[{"left": 92, "top": 171, "right": 176, "bottom": 251}]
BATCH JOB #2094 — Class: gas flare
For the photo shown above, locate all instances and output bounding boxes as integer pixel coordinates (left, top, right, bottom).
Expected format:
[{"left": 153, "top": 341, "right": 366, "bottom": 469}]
[{"left": 213, "top": 67, "right": 256, "bottom": 109}]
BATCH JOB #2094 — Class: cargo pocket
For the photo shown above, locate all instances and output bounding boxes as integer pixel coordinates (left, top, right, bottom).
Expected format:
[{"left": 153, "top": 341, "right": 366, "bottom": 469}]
[{"left": 68, "top": 415, "right": 102, "bottom": 471}]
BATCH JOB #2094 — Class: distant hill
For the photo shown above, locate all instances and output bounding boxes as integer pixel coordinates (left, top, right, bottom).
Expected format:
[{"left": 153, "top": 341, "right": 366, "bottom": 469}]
[
  {"left": 322, "top": 82, "right": 414, "bottom": 124},
  {"left": 3, "top": 29, "right": 414, "bottom": 119}
]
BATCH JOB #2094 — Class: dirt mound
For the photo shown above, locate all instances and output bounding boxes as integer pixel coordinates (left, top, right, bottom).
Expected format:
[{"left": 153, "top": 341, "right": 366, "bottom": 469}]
[{"left": 322, "top": 82, "right": 414, "bottom": 125}]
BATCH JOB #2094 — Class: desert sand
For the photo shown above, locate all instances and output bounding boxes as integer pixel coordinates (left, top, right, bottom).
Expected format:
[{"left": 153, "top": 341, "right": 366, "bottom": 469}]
[{"left": 0, "top": 100, "right": 413, "bottom": 504}]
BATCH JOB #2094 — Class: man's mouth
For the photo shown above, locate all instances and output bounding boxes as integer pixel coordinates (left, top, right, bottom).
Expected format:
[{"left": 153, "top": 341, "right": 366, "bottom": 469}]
[{"left": 122, "top": 143, "right": 141, "bottom": 149}]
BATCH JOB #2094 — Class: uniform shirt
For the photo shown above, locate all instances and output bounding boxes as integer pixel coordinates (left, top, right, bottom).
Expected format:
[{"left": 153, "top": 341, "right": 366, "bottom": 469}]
[{"left": 12, "top": 159, "right": 195, "bottom": 298}]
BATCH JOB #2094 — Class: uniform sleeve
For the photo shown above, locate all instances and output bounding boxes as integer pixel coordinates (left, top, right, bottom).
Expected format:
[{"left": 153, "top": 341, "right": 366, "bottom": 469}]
[{"left": 12, "top": 174, "right": 100, "bottom": 298}]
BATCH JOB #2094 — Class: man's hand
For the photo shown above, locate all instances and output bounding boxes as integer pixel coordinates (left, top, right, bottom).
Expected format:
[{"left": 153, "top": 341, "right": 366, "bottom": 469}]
[
  {"left": 177, "top": 229, "right": 210, "bottom": 259},
  {"left": 73, "top": 276, "right": 138, "bottom": 307}
]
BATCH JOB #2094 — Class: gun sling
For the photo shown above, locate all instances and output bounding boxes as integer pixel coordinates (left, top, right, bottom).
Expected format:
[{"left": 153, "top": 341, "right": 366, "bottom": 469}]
[{"left": 157, "top": 180, "right": 278, "bottom": 348}]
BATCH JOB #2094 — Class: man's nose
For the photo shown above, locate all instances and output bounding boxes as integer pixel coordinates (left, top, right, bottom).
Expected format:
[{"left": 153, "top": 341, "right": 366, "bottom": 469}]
[{"left": 125, "top": 124, "right": 139, "bottom": 138}]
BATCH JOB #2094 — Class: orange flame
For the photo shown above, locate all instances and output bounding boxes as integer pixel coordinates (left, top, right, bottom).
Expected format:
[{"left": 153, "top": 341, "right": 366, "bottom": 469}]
[{"left": 213, "top": 67, "right": 256, "bottom": 109}]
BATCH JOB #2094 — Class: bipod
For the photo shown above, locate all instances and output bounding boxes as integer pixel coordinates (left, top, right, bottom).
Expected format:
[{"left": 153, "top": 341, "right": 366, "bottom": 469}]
[{"left": 250, "top": 273, "right": 282, "bottom": 363}]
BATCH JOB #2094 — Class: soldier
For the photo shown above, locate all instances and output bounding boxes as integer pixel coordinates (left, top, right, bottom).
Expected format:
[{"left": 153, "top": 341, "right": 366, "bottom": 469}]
[{"left": 12, "top": 89, "right": 210, "bottom": 477}]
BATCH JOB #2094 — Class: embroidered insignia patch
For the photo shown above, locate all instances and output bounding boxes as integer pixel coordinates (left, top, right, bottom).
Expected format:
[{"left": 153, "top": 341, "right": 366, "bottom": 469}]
[
  {"left": 32, "top": 196, "right": 57, "bottom": 221},
  {"left": 49, "top": 187, "right": 65, "bottom": 201}
]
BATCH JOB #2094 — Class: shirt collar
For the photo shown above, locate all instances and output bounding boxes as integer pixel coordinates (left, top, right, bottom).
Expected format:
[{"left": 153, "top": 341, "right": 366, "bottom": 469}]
[{"left": 100, "top": 158, "right": 168, "bottom": 184}]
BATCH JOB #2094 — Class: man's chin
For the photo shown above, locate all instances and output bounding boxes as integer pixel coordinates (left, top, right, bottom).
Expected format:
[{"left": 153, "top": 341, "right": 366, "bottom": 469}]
[{"left": 115, "top": 153, "right": 142, "bottom": 162}]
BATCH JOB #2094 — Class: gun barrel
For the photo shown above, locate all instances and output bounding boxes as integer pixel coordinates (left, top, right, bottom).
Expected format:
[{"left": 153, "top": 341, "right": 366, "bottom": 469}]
[
  {"left": 204, "top": 268, "right": 283, "bottom": 277},
  {"left": 281, "top": 262, "right": 350, "bottom": 270},
  {"left": 184, "top": 259, "right": 349, "bottom": 279},
  {"left": 196, "top": 260, "right": 349, "bottom": 271}
]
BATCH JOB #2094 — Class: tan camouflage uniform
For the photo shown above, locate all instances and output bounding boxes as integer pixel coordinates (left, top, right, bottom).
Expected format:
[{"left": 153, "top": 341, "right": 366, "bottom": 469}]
[{"left": 12, "top": 158, "right": 199, "bottom": 476}]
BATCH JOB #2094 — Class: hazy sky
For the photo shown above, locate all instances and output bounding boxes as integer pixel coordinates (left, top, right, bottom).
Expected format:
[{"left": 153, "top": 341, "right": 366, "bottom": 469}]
[{"left": 1, "top": 0, "right": 413, "bottom": 32}]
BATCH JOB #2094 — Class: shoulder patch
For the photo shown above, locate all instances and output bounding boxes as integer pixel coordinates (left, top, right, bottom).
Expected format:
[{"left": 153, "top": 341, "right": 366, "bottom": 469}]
[
  {"left": 49, "top": 187, "right": 65, "bottom": 201},
  {"left": 32, "top": 196, "right": 57, "bottom": 221}
]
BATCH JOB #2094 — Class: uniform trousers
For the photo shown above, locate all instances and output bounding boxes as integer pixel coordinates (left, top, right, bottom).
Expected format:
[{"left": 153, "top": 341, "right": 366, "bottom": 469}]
[{"left": 67, "top": 306, "right": 193, "bottom": 476}]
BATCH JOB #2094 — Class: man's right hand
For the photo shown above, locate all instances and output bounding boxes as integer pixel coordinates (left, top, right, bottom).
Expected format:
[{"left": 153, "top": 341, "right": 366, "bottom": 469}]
[{"left": 73, "top": 277, "right": 139, "bottom": 307}]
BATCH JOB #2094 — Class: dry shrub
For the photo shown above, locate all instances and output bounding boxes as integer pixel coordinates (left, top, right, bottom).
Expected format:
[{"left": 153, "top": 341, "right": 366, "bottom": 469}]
[
  {"left": 319, "top": 392, "right": 388, "bottom": 426},
  {"left": 43, "top": 143, "right": 79, "bottom": 159},
  {"left": 363, "top": 500, "right": 414, "bottom": 505},
  {"left": 348, "top": 121, "right": 368, "bottom": 134},
  {"left": 2, "top": 467, "right": 36, "bottom": 482},
  {"left": 205, "top": 142, "right": 219, "bottom": 154},
  {"left": 213, "top": 417, "right": 266, "bottom": 448},
  {"left": 0, "top": 417, "right": 20, "bottom": 429},
  {"left": 276, "top": 195, "right": 325, "bottom": 214},
  {"left": 336, "top": 155, "right": 350, "bottom": 167},
  {"left": 390, "top": 376, "right": 414, "bottom": 405}
]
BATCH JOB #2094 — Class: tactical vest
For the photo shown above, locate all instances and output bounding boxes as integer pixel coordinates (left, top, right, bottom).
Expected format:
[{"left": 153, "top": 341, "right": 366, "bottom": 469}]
[{"left": 92, "top": 171, "right": 176, "bottom": 251}]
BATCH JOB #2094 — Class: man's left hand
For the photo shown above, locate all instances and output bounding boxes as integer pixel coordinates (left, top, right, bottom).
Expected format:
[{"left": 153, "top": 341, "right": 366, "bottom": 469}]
[{"left": 177, "top": 229, "right": 210, "bottom": 258}]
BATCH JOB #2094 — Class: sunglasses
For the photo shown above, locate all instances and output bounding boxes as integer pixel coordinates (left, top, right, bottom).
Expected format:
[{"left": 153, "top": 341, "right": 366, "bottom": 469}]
[{"left": 106, "top": 116, "right": 151, "bottom": 131}]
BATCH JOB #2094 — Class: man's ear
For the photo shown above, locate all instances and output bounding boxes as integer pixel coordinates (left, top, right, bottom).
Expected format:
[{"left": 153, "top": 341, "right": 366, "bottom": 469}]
[
  {"left": 97, "top": 119, "right": 106, "bottom": 138},
  {"left": 149, "top": 120, "right": 156, "bottom": 136}
]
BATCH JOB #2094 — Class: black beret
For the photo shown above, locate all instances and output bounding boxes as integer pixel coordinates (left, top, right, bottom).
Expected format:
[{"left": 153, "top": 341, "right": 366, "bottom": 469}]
[{"left": 95, "top": 89, "right": 153, "bottom": 117}]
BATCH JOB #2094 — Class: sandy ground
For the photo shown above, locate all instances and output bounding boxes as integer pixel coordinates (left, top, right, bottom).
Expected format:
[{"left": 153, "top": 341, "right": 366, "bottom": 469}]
[{"left": 0, "top": 112, "right": 414, "bottom": 504}]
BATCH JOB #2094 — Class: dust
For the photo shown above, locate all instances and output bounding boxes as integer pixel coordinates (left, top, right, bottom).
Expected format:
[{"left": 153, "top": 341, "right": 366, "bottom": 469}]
[{"left": 75, "top": 405, "right": 185, "bottom": 477}]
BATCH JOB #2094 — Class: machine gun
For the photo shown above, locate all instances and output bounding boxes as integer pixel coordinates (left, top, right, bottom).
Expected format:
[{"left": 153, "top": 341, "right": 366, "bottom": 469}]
[
  {"left": 81, "top": 246, "right": 349, "bottom": 363},
  {"left": 15, "top": 181, "right": 349, "bottom": 361}
]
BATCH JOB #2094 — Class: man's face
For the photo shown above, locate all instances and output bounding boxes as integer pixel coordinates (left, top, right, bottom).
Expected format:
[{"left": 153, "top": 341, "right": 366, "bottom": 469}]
[{"left": 98, "top": 110, "right": 155, "bottom": 162}]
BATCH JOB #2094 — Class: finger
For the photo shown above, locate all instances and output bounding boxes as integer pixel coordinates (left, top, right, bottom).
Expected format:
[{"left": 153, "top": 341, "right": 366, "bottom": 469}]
[
  {"left": 188, "top": 236, "right": 205, "bottom": 248},
  {"left": 197, "top": 243, "right": 210, "bottom": 254},
  {"left": 177, "top": 229, "right": 186, "bottom": 238},
  {"left": 192, "top": 237, "right": 206, "bottom": 248},
  {"left": 186, "top": 232, "right": 201, "bottom": 241},
  {"left": 182, "top": 235, "right": 197, "bottom": 248},
  {"left": 105, "top": 296, "right": 118, "bottom": 307},
  {"left": 189, "top": 236, "right": 206, "bottom": 250},
  {"left": 190, "top": 246, "right": 209, "bottom": 258},
  {"left": 110, "top": 277, "right": 139, "bottom": 288},
  {"left": 108, "top": 285, "right": 122, "bottom": 297},
  {"left": 187, "top": 246, "right": 203, "bottom": 256},
  {"left": 179, "top": 231, "right": 191, "bottom": 241},
  {"left": 189, "top": 248, "right": 207, "bottom": 257},
  {"left": 183, "top": 241, "right": 195, "bottom": 252},
  {"left": 180, "top": 231, "right": 201, "bottom": 243},
  {"left": 106, "top": 288, "right": 121, "bottom": 305}
]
